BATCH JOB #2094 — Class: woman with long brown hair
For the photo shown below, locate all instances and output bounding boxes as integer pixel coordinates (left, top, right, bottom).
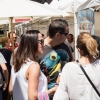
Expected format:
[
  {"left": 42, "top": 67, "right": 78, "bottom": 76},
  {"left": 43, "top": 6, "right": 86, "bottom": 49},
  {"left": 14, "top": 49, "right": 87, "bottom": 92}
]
[{"left": 9, "top": 30, "right": 47, "bottom": 100}]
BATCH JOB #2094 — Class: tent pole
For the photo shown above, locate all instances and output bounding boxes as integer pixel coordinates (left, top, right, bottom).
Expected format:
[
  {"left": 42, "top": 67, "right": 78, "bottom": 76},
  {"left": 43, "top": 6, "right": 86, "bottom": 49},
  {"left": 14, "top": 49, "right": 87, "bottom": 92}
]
[
  {"left": 31, "top": 16, "right": 33, "bottom": 29},
  {"left": 10, "top": 17, "right": 14, "bottom": 61},
  {"left": 74, "top": 12, "right": 79, "bottom": 60}
]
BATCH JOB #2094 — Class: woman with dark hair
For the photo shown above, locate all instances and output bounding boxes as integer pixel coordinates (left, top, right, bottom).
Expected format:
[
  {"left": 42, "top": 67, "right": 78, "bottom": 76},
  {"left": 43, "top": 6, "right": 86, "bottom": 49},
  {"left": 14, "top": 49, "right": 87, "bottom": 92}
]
[
  {"left": 53, "top": 32, "right": 100, "bottom": 100},
  {"left": 9, "top": 30, "right": 47, "bottom": 100}
]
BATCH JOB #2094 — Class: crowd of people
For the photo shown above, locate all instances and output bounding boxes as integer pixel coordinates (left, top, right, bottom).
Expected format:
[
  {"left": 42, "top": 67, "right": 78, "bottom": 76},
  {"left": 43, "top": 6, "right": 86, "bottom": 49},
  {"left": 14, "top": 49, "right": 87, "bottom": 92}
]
[{"left": 0, "top": 19, "right": 100, "bottom": 100}]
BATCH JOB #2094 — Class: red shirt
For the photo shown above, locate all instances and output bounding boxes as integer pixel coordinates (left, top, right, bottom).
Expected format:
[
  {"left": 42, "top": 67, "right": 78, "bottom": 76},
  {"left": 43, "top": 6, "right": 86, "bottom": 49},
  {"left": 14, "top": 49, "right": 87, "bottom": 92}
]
[{"left": 8, "top": 43, "right": 19, "bottom": 50}]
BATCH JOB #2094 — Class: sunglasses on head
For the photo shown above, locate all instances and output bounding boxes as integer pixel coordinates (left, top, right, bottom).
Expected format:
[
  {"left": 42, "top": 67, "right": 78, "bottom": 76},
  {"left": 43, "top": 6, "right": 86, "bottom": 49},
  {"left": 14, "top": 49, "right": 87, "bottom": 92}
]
[{"left": 38, "top": 39, "right": 44, "bottom": 44}]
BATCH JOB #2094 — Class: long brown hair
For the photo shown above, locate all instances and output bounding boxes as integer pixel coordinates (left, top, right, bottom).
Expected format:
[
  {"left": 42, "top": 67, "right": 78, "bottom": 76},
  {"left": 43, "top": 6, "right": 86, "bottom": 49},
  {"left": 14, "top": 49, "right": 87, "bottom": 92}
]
[{"left": 14, "top": 30, "right": 40, "bottom": 72}]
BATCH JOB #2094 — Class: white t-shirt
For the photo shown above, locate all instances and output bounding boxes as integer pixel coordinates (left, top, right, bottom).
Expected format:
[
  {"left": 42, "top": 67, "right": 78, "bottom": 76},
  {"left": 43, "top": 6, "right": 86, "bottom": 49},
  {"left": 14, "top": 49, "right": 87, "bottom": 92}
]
[
  {"left": 11, "top": 60, "right": 47, "bottom": 100},
  {"left": 0, "top": 52, "right": 6, "bottom": 64},
  {"left": 0, "top": 52, "right": 6, "bottom": 87},
  {"left": 53, "top": 60, "right": 100, "bottom": 100}
]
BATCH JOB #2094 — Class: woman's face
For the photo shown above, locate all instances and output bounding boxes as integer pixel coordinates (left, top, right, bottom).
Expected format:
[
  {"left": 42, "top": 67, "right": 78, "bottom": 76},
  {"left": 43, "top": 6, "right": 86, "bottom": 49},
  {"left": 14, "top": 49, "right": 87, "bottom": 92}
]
[{"left": 38, "top": 33, "right": 44, "bottom": 54}]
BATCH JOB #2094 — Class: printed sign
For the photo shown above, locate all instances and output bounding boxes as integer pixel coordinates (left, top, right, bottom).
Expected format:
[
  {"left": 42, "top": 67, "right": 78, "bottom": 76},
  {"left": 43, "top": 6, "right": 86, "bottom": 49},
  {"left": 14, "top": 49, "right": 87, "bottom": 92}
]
[
  {"left": 78, "top": 8, "right": 94, "bottom": 34},
  {"left": 15, "top": 18, "right": 30, "bottom": 22}
]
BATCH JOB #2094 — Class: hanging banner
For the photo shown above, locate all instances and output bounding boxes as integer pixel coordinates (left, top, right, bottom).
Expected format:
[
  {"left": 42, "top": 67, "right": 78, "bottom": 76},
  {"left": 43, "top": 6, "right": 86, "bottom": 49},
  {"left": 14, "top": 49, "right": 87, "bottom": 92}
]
[
  {"left": 15, "top": 18, "right": 30, "bottom": 22},
  {"left": 78, "top": 8, "right": 94, "bottom": 35}
]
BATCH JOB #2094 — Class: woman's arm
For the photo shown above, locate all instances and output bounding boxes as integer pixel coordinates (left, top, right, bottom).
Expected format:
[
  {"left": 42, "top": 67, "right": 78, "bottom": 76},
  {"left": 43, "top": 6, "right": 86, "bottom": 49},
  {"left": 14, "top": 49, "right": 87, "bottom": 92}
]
[
  {"left": 26, "top": 62, "right": 40, "bottom": 100},
  {"left": 1, "top": 63, "right": 8, "bottom": 90},
  {"left": 9, "top": 76, "right": 12, "bottom": 95}
]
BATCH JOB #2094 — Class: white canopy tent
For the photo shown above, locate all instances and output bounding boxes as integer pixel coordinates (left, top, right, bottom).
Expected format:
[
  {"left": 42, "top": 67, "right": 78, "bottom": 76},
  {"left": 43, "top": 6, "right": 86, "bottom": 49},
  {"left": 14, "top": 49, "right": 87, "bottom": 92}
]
[
  {"left": 44, "top": 3, "right": 73, "bottom": 17},
  {"left": 85, "top": 0, "right": 100, "bottom": 8},
  {"left": 74, "top": 0, "right": 90, "bottom": 12},
  {"left": 0, "top": 0, "right": 66, "bottom": 19},
  {"left": 0, "top": 0, "right": 69, "bottom": 58},
  {"left": 0, "top": 0, "right": 72, "bottom": 34},
  {"left": 50, "top": 0, "right": 74, "bottom": 9},
  {"left": 75, "top": 0, "right": 100, "bottom": 12},
  {"left": 47, "top": 0, "right": 74, "bottom": 15}
]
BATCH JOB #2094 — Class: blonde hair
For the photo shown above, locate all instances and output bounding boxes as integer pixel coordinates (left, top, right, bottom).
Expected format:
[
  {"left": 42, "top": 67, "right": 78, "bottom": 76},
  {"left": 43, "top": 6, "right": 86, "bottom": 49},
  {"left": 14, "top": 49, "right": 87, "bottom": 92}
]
[
  {"left": 77, "top": 32, "right": 98, "bottom": 57},
  {"left": 0, "top": 37, "right": 9, "bottom": 47}
]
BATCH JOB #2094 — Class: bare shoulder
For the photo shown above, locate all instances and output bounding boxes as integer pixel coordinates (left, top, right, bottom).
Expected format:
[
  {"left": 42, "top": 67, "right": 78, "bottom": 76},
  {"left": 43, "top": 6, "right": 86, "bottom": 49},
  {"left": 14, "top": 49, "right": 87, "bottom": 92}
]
[
  {"left": 28, "top": 61, "right": 40, "bottom": 71},
  {"left": 26, "top": 61, "right": 40, "bottom": 79}
]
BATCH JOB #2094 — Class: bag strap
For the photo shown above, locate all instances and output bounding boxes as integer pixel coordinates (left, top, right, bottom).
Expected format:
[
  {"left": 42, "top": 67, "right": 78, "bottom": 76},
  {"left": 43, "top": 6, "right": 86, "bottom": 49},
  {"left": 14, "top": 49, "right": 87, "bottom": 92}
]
[{"left": 76, "top": 60, "right": 100, "bottom": 97}]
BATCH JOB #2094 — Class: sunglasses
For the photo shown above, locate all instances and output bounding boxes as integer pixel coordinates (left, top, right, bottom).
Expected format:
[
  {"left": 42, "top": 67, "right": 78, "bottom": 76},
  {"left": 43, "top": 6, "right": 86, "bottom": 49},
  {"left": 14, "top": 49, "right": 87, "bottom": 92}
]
[
  {"left": 13, "top": 37, "right": 17, "bottom": 39},
  {"left": 64, "top": 32, "right": 69, "bottom": 36},
  {"left": 38, "top": 39, "right": 44, "bottom": 44}
]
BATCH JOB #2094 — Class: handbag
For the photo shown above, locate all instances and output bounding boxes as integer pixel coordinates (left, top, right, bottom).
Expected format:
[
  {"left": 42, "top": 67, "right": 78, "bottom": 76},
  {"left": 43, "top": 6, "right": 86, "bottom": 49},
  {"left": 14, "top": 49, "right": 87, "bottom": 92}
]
[
  {"left": 38, "top": 92, "right": 49, "bottom": 100},
  {"left": 76, "top": 60, "right": 100, "bottom": 97}
]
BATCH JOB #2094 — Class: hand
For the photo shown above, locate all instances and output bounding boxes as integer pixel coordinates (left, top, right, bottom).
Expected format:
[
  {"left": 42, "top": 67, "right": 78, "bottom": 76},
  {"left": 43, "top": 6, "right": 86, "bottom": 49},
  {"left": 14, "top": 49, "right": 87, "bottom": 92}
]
[
  {"left": 47, "top": 86, "right": 58, "bottom": 95},
  {"left": 3, "top": 81, "right": 7, "bottom": 90},
  {"left": 46, "top": 90, "right": 52, "bottom": 95}
]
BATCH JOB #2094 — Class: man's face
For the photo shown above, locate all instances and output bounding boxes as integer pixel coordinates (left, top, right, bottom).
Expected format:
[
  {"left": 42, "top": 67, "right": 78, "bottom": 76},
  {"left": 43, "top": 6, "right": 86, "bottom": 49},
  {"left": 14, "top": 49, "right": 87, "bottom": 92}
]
[
  {"left": 60, "top": 26, "right": 69, "bottom": 42},
  {"left": 67, "top": 35, "right": 73, "bottom": 43},
  {"left": 10, "top": 33, "right": 17, "bottom": 42}
]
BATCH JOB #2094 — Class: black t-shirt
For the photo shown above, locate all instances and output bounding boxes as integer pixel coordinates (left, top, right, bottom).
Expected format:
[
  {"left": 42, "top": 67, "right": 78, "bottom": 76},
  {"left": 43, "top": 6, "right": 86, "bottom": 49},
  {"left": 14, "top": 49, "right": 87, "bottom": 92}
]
[
  {"left": 52, "top": 43, "right": 73, "bottom": 62},
  {"left": 38, "top": 42, "right": 73, "bottom": 89}
]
